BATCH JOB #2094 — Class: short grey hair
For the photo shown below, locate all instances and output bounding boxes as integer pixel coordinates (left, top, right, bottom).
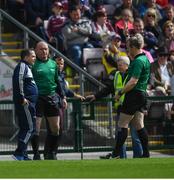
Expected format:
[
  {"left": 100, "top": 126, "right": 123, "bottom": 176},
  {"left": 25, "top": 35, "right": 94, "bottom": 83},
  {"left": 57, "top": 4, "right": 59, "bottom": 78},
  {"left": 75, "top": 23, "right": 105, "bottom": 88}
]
[
  {"left": 127, "top": 33, "right": 144, "bottom": 49},
  {"left": 118, "top": 56, "right": 130, "bottom": 66}
]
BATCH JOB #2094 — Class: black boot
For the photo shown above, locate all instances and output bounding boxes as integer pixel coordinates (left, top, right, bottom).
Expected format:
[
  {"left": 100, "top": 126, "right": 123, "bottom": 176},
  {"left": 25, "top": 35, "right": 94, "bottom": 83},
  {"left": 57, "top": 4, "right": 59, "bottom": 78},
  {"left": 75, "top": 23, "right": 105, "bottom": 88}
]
[
  {"left": 112, "top": 128, "right": 128, "bottom": 158},
  {"left": 31, "top": 135, "right": 41, "bottom": 160},
  {"left": 137, "top": 128, "right": 150, "bottom": 158}
]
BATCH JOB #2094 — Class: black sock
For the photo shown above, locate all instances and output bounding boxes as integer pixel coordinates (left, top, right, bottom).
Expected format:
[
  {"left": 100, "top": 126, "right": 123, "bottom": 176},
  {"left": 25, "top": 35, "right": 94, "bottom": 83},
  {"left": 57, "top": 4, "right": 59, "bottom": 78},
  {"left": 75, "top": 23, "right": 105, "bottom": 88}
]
[
  {"left": 44, "top": 134, "right": 52, "bottom": 155},
  {"left": 137, "top": 128, "right": 150, "bottom": 157},
  {"left": 31, "top": 135, "right": 40, "bottom": 155},
  {"left": 50, "top": 134, "right": 59, "bottom": 154},
  {"left": 112, "top": 128, "right": 128, "bottom": 157}
]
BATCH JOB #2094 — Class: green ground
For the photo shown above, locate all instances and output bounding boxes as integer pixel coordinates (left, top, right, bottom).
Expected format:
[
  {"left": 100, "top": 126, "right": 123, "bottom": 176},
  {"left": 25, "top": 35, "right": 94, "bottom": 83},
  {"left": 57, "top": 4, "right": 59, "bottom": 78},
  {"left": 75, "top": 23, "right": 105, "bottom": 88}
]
[{"left": 0, "top": 158, "right": 174, "bottom": 178}]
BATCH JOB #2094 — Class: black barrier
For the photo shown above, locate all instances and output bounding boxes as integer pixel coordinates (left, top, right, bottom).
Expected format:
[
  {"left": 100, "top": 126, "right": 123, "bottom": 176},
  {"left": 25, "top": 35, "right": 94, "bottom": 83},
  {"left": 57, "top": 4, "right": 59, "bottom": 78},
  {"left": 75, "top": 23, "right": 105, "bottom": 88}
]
[{"left": 0, "top": 96, "right": 173, "bottom": 155}]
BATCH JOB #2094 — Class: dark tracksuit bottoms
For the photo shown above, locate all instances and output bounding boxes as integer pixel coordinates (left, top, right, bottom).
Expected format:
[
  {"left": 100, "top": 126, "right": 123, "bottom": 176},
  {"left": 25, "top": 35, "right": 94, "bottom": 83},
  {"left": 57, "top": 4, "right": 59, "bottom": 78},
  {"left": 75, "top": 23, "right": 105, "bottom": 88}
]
[{"left": 14, "top": 102, "right": 36, "bottom": 156}]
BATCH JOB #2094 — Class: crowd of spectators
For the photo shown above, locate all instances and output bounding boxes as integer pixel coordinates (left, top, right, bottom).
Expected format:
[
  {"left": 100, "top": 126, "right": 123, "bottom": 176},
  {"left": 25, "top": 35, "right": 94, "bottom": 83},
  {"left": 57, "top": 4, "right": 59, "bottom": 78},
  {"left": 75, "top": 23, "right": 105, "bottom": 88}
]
[{"left": 3, "top": 1, "right": 174, "bottom": 99}]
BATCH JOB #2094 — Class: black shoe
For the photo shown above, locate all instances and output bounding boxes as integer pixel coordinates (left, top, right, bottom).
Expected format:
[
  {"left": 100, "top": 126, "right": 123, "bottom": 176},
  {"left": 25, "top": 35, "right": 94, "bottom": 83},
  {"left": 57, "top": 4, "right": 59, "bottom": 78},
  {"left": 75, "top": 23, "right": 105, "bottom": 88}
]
[
  {"left": 33, "top": 152, "right": 41, "bottom": 160},
  {"left": 141, "top": 153, "right": 150, "bottom": 158},
  {"left": 44, "top": 152, "right": 57, "bottom": 160},
  {"left": 100, "top": 153, "right": 120, "bottom": 159},
  {"left": 100, "top": 153, "right": 112, "bottom": 159}
]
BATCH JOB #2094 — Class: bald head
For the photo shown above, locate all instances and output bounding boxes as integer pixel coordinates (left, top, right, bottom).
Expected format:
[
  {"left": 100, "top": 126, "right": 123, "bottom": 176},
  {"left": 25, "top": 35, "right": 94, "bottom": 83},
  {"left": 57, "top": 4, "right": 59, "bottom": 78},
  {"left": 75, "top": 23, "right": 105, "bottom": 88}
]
[{"left": 35, "top": 41, "right": 49, "bottom": 61}]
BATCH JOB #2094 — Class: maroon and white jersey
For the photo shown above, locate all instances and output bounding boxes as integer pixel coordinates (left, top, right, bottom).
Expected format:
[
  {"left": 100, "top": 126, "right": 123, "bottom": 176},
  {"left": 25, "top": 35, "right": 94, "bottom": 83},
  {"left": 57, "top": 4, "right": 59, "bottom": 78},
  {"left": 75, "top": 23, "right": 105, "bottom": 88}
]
[{"left": 47, "top": 15, "right": 66, "bottom": 37}]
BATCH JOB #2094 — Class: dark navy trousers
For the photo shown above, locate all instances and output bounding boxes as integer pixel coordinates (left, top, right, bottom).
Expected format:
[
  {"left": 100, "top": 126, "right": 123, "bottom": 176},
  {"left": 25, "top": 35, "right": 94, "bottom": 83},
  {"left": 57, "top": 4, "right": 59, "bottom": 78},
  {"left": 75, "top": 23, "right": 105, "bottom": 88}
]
[{"left": 14, "top": 102, "right": 36, "bottom": 156}]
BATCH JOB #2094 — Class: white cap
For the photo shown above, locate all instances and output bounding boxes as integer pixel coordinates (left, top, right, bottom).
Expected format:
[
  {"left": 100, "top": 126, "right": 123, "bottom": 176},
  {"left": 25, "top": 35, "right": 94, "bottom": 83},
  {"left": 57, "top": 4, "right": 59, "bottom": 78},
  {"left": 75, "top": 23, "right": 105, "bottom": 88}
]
[{"left": 118, "top": 56, "right": 130, "bottom": 66}]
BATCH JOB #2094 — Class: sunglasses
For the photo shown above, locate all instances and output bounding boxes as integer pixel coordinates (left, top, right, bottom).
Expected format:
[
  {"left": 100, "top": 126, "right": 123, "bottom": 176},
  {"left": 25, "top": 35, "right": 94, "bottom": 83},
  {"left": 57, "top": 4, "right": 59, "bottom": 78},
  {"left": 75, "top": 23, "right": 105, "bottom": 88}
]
[{"left": 147, "top": 14, "right": 155, "bottom": 18}]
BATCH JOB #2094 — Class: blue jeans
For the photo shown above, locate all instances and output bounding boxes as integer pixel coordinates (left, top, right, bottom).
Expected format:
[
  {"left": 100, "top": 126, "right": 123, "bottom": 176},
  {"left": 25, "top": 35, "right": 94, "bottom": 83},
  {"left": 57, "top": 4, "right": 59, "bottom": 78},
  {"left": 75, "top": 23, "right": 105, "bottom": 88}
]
[
  {"left": 67, "top": 43, "right": 93, "bottom": 67},
  {"left": 130, "top": 125, "right": 143, "bottom": 158}
]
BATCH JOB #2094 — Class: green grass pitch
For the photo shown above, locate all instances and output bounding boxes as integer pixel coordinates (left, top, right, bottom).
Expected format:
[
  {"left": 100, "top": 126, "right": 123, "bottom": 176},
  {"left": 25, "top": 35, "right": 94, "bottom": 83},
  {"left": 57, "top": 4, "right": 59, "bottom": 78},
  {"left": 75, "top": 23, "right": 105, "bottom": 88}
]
[{"left": 0, "top": 158, "right": 174, "bottom": 178}]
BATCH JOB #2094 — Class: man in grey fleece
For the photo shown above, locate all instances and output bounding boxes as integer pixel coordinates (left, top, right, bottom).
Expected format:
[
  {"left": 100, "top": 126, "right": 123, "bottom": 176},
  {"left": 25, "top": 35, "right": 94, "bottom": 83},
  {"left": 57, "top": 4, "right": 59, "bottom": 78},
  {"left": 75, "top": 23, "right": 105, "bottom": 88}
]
[{"left": 62, "top": 5, "right": 93, "bottom": 67}]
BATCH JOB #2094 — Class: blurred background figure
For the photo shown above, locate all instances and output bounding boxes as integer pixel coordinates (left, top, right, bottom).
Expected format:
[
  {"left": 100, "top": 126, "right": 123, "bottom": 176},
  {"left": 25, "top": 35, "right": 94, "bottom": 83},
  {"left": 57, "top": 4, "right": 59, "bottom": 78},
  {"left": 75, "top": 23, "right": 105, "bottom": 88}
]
[
  {"left": 133, "top": 18, "right": 158, "bottom": 59},
  {"left": 159, "top": 4, "right": 174, "bottom": 27},
  {"left": 102, "top": 33, "right": 127, "bottom": 77},
  {"left": 25, "top": 0, "right": 52, "bottom": 41},
  {"left": 115, "top": 8, "right": 134, "bottom": 44},
  {"left": 143, "top": 8, "right": 162, "bottom": 44},
  {"left": 160, "top": 20, "right": 174, "bottom": 52},
  {"left": 46, "top": 1, "right": 67, "bottom": 53},
  {"left": 137, "top": 0, "right": 163, "bottom": 21},
  {"left": 62, "top": 6, "right": 93, "bottom": 67},
  {"left": 90, "top": 10, "right": 115, "bottom": 48},
  {"left": 150, "top": 46, "right": 174, "bottom": 96},
  {"left": 6, "top": 0, "right": 25, "bottom": 25},
  {"left": 114, "top": 0, "right": 139, "bottom": 21}
]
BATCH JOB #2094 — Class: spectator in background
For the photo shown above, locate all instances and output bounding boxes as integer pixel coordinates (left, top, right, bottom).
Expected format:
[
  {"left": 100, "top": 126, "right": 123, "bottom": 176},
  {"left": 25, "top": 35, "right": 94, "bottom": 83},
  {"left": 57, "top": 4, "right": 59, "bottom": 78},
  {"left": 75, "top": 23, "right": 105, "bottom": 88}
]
[
  {"left": 12, "top": 49, "right": 38, "bottom": 160},
  {"left": 143, "top": 8, "right": 162, "bottom": 42},
  {"left": 25, "top": 0, "right": 52, "bottom": 41},
  {"left": 90, "top": 10, "right": 115, "bottom": 48},
  {"left": 159, "top": 4, "right": 174, "bottom": 27},
  {"left": 133, "top": 18, "right": 158, "bottom": 59},
  {"left": 156, "top": 0, "right": 168, "bottom": 8},
  {"left": 137, "top": 0, "right": 163, "bottom": 21},
  {"left": 90, "top": 0, "right": 104, "bottom": 13},
  {"left": 115, "top": 8, "right": 134, "bottom": 44},
  {"left": 46, "top": 2, "right": 67, "bottom": 53},
  {"left": 160, "top": 20, "right": 174, "bottom": 52},
  {"left": 169, "top": 0, "right": 174, "bottom": 6},
  {"left": 31, "top": 41, "right": 67, "bottom": 160},
  {"left": 7, "top": 0, "right": 25, "bottom": 24},
  {"left": 150, "top": 46, "right": 174, "bottom": 95},
  {"left": 169, "top": 49, "right": 174, "bottom": 67},
  {"left": 68, "top": 0, "right": 93, "bottom": 19},
  {"left": 103, "top": 0, "right": 122, "bottom": 7},
  {"left": 102, "top": 33, "right": 127, "bottom": 77},
  {"left": 114, "top": 0, "right": 139, "bottom": 21},
  {"left": 55, "top": 0, "right": 68, "bottom": 16},
  {"left": 62, "top": 6, "right": 93, "bottom": 67}
]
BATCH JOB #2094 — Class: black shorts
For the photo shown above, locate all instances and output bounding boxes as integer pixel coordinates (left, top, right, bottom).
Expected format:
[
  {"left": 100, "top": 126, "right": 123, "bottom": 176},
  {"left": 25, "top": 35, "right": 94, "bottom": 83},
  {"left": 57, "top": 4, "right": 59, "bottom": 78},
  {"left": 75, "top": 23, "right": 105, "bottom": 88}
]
[
  {"left": 121, "top": 90, "right": 147, "bottom": 115},
  {"left": 36, "top": 93, "right": 60, "bottom": 117}
]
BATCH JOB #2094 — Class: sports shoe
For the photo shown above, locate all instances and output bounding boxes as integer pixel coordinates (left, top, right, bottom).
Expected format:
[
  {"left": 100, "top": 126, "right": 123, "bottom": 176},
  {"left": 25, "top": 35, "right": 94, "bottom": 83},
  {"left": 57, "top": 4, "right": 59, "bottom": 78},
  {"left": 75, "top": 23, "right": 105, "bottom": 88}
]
[
  {"left": 33, "top": 152, "right": 41, "bottom": 160},
  {"left": 100, "top": 153, "right": 112, "bottom": 159},
  {"left": 12, "top": 154, "right": 24, "bottom": 161},
  {"left": 100, "top": 153, "right": 120, "bottom": 159}
]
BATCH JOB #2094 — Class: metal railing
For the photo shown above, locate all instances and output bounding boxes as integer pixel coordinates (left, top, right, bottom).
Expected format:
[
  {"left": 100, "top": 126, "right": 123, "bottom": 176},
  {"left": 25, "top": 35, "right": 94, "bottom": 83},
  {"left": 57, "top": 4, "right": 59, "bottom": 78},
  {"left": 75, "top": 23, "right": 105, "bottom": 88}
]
[
  {"left": 0, "top": 9, "right": 105, "bottom": 90},
  {"left": 0, "top": 96, "right": 173, "bottom": 155}
]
